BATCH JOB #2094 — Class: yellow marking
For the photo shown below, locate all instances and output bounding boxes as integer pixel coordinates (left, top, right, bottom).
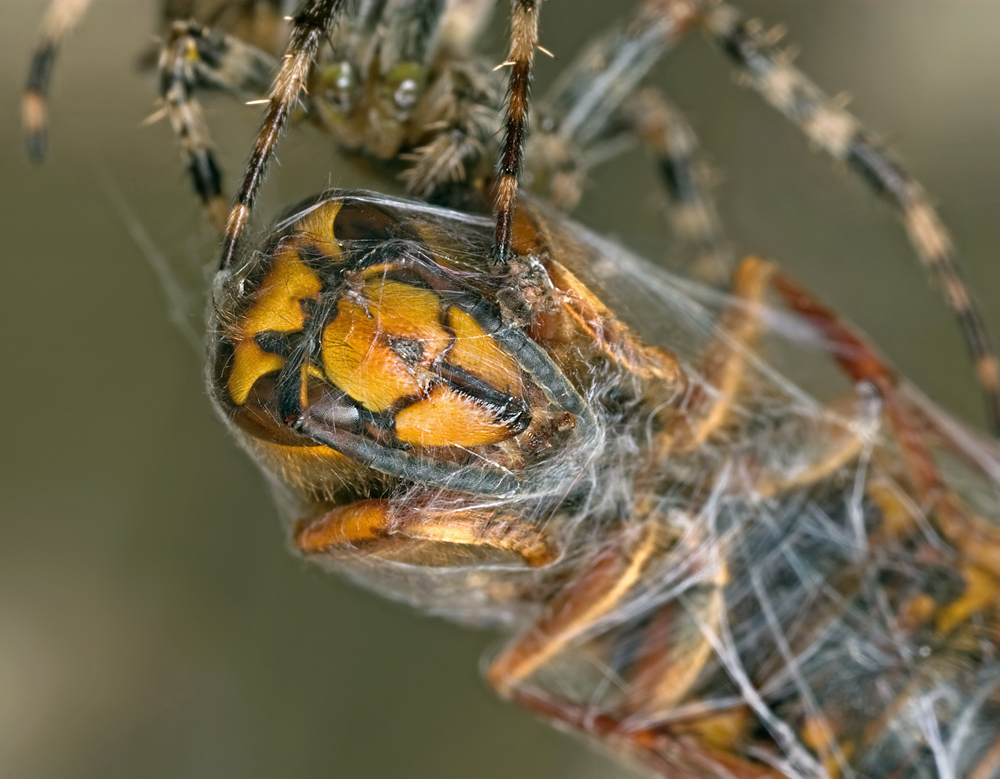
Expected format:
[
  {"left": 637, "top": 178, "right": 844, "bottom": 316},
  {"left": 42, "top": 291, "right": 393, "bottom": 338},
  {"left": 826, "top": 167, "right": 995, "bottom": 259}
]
[
  {"left": 446, "top": 307, "right": 523, "bottom": 396},
  {"left": 322, "top": 280, "right": 449, "bottom": 412},
  {"left": 227, "top": 233, "right": 326, "bottom": 405},
  {"left": 395, "top": 385, "right": 512, "bottom": 447},
  {"left": 867, "top": 478, "right": 916, "bottom": 542},
  {"left": 937, "top": 563, "right": 998, "bottom": 635},
  {"left": 291, "top": 200, "right": 343, "bottom": 257},
  {"left": 681, "top": 709, "right": 752, "bottom": 751},
  {"left": 229, "top": 344, "right": 285, "bottom": 406},
  {"left": 802, "top": 714, "right": 853, "bottom": 779}
]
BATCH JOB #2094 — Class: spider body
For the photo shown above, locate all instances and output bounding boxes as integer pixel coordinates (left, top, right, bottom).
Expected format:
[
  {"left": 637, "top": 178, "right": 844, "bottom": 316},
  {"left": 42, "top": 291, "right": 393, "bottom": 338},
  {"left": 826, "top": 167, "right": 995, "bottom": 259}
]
[{"left": 21, "top": 1, "right": 1000, "bottom": 777}]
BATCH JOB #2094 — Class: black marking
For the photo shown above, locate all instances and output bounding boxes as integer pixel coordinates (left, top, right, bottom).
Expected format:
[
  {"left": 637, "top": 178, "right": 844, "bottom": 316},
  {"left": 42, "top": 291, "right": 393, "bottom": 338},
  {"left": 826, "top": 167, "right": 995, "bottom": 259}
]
[
  {"left": 438, "top": 362, "right": 531, "bottom": 434},
  {"left": 189, "top": 152, "right": 223, "bottom": 202},
  {"left": 846, "top": 135, "right": 913, "bottom": 205},
  {"left": 388, "top": 336, "right": 424, "bottom": 366},
  {"left": 658, "top": 157, "right": 697, "bottom": 204},
  {"left": 334, "top": 198, "right": 422, "bottom": 243},
  {"left": 296, "top": 243, "right": 332, "bottom": 270},
  {"left": 297, "top": 415, "right": 519, "bottom": 495},
  {"left": 26, "top": 42, "right": 56, "bottom": 94}
]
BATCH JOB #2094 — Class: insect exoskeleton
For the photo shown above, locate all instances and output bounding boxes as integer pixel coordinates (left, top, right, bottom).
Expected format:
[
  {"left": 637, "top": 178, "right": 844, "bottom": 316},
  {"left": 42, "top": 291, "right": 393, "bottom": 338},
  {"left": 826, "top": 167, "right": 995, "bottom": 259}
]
[
  {"left": 209, "top": 191, "right": 680, "bottom": 616},
  {"left": 207, "top": 189, "right": 686, "bottom": 612}
]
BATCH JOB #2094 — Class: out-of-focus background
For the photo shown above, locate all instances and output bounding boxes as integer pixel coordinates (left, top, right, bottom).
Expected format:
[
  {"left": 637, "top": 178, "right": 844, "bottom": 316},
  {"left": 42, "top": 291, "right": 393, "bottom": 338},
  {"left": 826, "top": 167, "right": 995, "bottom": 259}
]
[{"left": 2, "top": 2, "right": 998, "bottom": 778}]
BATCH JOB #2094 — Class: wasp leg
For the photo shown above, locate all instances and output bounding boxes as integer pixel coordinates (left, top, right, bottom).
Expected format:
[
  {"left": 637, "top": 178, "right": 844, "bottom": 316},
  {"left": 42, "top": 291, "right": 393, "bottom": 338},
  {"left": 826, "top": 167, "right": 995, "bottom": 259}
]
[
  {"left": 618, "top": 88, "right": 734, "bottom": 286},
  {"left": 503, "top": 688, "right": 784, "bottom": 779},
  {"left": 486, "top": 521, "right": 786, "bottom": 777},
  {"left": 771, "top": 267, "right": 1000, "bottom": 583},
  {"left": 159, "top": 21, "right": 279, "bottom": 232},
  {"left": 293, "top": 498, "right": 557, "bottom": 567},
  {"left": 22, "top": 0, "right": 92, "bottom": 161},
  {"left": 694, "top": 0, "right": 1000, "bottom": 435},
  {"left": 970, "top": 736, "right": 1000, "bottom": 779},
  {"left": 752, "top": 412, "right": 867, "bottom": 499},
  {"left": 487, "top": 519, "right": 665, "bottom": 695},
  {"left": 543, "top": 257, "right": 685, "bottom": 387},
  {"left": 669, "top": 255, "right": 774, "bottom": 451}
]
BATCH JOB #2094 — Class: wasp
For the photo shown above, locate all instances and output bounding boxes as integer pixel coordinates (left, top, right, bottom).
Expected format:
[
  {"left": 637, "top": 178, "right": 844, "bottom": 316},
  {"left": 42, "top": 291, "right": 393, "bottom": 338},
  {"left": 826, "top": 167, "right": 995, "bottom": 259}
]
[{"left": 23, "top": 1, "right": 1000, "bottom": 776}]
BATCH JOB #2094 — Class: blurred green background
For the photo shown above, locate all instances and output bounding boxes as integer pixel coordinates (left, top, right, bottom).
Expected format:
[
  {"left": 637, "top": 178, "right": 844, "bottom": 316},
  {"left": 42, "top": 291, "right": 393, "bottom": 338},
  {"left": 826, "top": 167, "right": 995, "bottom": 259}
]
[{"left": 2, "top": 2, "right": 999, "bottom": 778}]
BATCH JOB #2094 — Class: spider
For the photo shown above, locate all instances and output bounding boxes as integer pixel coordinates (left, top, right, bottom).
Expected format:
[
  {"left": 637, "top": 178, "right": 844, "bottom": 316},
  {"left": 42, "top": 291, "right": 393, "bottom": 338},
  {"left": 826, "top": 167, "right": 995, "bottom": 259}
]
[
  {"left": 19, "top": 1, "right": 1000, "bottom": 777},
  {"left": 24, "top": 1, "right": 1000, "bottom": 411}
]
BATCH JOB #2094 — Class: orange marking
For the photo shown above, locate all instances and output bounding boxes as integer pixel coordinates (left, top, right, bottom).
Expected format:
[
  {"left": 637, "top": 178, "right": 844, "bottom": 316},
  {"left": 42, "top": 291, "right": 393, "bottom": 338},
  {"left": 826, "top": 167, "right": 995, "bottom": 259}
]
[
  {"left": 295, "top": 501, "right": 389, "bottom": 553},
  {"left": 445, "top": 307, "right": 523, "bottom": 396},
  {"left": 321, "top": 280, "right": 450, "bottom": 412},
  {"left": 395, "top": 385, "right": 512, "bottom": 447},
  {"left": 228, "top": 243, "right": 323, "bottom": 405}
]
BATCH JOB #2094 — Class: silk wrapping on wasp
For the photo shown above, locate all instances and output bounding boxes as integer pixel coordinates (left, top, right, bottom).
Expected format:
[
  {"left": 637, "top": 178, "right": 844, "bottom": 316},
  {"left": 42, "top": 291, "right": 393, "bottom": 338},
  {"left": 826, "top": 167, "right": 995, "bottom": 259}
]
[{"left": 209, "top": 189, "right": 1000, "bottom": 778}]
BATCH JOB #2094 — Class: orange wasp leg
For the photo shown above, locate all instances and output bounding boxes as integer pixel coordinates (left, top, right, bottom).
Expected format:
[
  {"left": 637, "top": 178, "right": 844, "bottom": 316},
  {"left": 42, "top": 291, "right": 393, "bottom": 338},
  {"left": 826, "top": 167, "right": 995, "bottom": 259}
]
[
  {"left": 487, "top": 519, "right": 665, "bottom": 695},
  {"left": 770, "top": 268, "right": 1000, "bottom": 583},
  {"left": 294, "top": 498, "right": 557, "bottom": 568},
  {"left": 669, "top": 255, "right": 774, "bottom": 451},
  {"left": 969, "top": 737, "right": 1000, "bottom": 779},
  {"left": 295, "top": 500, "right": 556, "bottom": 567}
]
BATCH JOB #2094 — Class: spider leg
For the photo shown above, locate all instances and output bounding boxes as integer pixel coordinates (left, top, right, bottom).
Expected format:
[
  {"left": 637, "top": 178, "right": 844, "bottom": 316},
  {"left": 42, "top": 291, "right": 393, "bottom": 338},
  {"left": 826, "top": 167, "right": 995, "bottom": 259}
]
[
  {"left": 158, "top": 21, "right": 279, "bottom": 232},
  {"left": 490, "top": 0, "right": 543, "bottom": 267},
  {"left": 697, "top": 1, "right": 1000, "bottom": 436},
  {"left": 539, "top": 0, "right": 699, "bottom": 149},
  {"left": 22, "top": 0, "right": 92, "bottom": 161},
  {"left": 771, "top": 266, "right": 1000, "bottom": 582},
  {"left": 219, "top": 0, "right": 348, "bottom": 271},
  {"left": 619, "top": 88, "right": 734, "bottom": 286},
  {"left": 528, "top": 1, "right": 717, "bottom": 270}
]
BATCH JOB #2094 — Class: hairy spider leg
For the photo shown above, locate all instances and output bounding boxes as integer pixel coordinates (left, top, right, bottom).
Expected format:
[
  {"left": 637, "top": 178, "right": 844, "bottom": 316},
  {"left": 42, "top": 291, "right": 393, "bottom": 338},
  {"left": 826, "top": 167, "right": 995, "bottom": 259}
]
[
  {"left": 695, "top": 0, "right": 1000, "bottom": 436},
  {"left": 490, "top": 0, "right": 542, "bottom": 267},
  {"left": 22, "top": 0, "right": 92, "bottom": 160},
  {"left": 159, "top": 20, "right": 279, "bottom": 231},
  {"left": 620, "top": 88, "right": 734, "bottom": 285},
  {"left": 219, "top": 0, "right": 348, "bottom": 271},
  {"left": 532, "top": 0, "right": 731, "bottom": 279}
]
